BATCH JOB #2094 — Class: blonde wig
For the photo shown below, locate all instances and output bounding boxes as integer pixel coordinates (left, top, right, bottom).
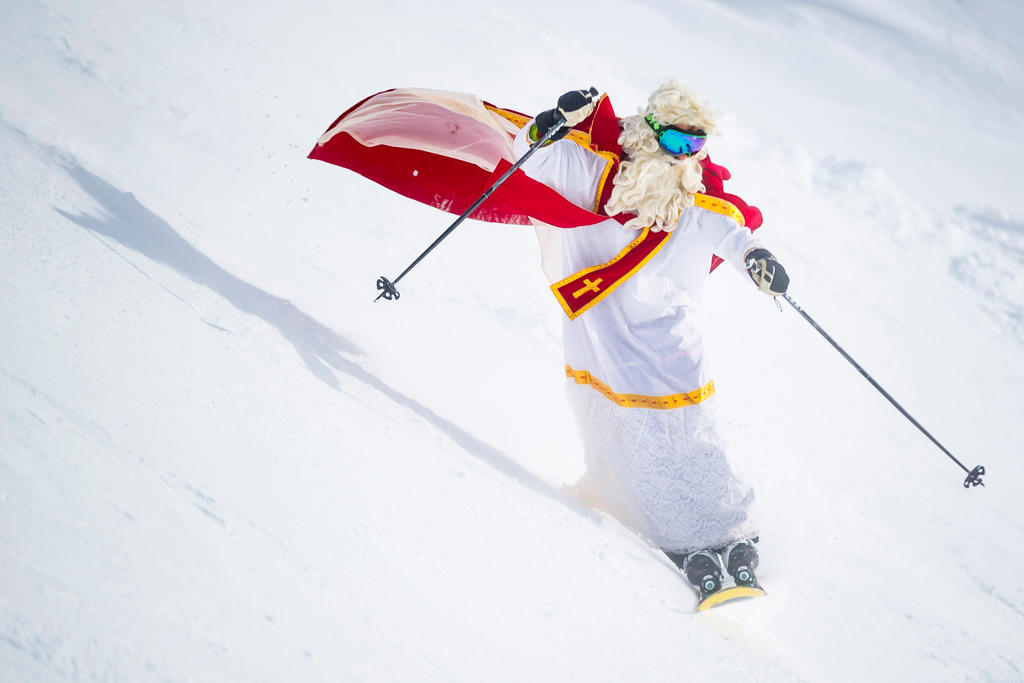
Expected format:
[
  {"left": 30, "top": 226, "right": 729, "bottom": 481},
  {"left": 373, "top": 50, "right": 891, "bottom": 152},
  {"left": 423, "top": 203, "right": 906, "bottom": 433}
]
[{"left": 605, "top": 79, "right": 720, "bottom": 231}]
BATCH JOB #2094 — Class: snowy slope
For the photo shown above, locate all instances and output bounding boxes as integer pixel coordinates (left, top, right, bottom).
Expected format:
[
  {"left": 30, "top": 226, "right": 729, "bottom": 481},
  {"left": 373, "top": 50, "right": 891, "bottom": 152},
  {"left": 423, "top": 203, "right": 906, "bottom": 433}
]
[{"left": 2, "top": 0, "right": 1022, "bottom": 680}]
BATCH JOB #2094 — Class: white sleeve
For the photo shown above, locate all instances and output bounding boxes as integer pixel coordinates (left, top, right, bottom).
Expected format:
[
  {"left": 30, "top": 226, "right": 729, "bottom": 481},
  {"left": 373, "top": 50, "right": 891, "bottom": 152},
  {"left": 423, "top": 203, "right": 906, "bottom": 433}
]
[
  {"left": 512, "top": 122, "right": 606, "bottom": 211},
  {"left": 700, "top": 210, "right": 765, "bottom": 276}
]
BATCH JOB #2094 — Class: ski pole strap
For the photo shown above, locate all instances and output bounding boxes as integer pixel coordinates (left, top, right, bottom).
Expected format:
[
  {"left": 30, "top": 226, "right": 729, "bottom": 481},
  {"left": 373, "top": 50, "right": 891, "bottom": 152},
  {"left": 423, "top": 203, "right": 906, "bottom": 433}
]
[{"left": 781, "top": 293, "right": 985, "bottom": 488}]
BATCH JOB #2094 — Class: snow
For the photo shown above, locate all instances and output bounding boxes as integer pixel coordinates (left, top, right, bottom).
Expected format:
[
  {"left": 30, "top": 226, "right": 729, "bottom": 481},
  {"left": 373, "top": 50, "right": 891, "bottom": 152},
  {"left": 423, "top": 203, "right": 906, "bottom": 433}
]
[{"left": 1, "top": 0, "right": 1022, "bottom": 680}]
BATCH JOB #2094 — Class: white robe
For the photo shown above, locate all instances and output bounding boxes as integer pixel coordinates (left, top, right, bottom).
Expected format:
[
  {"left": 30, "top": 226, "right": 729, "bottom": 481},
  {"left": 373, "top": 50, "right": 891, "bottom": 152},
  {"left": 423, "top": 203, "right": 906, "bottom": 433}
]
[{"left": 515, "top": 126, "right": 762, "bottom": 554}]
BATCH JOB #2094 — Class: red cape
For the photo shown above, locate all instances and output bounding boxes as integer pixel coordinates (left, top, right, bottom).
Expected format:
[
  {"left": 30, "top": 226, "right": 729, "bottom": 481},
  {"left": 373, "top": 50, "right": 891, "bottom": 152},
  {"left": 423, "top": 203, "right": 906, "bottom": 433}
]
[{"left": 309, "top": 88, "right": 762, "bottom": 269}]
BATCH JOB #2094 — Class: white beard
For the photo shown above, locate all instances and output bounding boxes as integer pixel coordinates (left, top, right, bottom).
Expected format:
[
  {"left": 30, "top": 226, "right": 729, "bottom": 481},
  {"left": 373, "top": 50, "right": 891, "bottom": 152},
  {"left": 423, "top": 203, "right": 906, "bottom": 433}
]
[{"left": 604, "top": 148, "right": 705, "bottom": 232}]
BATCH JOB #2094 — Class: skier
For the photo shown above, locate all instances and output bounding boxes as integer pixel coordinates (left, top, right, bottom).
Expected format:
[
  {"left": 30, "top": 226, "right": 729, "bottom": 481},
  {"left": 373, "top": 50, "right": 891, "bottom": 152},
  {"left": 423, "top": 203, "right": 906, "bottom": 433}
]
[
  {"left": 307, "top": 80, "right": 789, "bottom": 606},
  {"left": 512, "top": 81, "right": 789, "bottom": 604}
]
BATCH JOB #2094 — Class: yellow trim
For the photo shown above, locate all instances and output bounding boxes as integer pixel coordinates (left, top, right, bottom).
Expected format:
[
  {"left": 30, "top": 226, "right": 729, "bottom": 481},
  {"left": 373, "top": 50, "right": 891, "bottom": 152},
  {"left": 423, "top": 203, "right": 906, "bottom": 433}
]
[
  {"left": 590, "top": 150, "right": 617, "bottom": 213},
  {"left": 693, "top": 194, "right": 745, "bottom": 226},
  {"left": 485, "top": 105, "right": 531, "bottom": 129},
  {"left": 697, "top": 585, "right": 766, "bottom": 611},
  {"left": 485, "top": 103, "right": 594, "bottom": 146},
  {"left": 551, "top": 227, "right": 672, "bottom": 320},
  {"left": 565, "top": 366, "right": 715, "bottom": 409}
]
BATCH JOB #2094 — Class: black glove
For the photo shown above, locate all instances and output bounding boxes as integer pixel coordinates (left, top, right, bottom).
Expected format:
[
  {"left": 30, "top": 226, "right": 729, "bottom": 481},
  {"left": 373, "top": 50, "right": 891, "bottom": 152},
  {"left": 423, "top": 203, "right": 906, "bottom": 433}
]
[
  {"left": 745, "top": 248, "right": 790, "bottom": 296},
  {"left": 534, "top": 87, "right": 599, "bottom": 142}
]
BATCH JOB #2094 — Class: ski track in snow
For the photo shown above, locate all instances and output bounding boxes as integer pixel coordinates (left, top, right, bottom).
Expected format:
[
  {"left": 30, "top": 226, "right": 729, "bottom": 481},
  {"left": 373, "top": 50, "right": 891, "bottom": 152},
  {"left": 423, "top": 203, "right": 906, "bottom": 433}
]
[{"left": 1, "top": 0, "right": 1022, "bottom": 680}]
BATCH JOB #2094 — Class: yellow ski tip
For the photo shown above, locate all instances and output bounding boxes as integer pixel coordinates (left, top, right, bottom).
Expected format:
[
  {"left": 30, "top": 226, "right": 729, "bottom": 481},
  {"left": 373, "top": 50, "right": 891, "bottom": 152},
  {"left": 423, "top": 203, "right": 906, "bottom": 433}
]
[{"left": 698, "top": 585, "right": 767, "bottom": 611}]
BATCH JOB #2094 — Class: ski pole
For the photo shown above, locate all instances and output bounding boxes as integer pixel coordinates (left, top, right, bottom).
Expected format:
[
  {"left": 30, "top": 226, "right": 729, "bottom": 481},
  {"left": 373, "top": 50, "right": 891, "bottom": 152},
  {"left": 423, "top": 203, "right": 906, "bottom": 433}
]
[
  {"left": 375, "top": 116, "right": 568, "bottom": 302},
  {"left": 780, "top": 291, "right": 985, "bottom": 488}
]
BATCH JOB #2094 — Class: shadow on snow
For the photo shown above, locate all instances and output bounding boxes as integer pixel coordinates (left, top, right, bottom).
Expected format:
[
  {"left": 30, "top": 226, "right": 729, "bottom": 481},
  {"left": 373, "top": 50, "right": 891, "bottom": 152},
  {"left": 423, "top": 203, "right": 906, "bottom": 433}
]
[{"left": 54, "top": 159, "right": 599, "bottom": 518}]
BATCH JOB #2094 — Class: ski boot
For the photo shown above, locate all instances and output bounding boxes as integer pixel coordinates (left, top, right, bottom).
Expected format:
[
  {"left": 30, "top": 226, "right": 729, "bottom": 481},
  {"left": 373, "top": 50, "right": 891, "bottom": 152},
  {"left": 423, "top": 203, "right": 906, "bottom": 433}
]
[
  {"left": 679, "top": 549, "right": 724, "bottom": 602},
  {"left": 722, "top": 539, "right": 761, "bottom": 589}
]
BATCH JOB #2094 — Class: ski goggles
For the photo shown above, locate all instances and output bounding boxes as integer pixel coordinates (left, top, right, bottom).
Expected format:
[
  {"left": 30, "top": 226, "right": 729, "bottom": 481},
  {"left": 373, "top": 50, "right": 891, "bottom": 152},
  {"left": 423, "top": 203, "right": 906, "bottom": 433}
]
[{"left": 644, "top": 113, "right": 707, "bottom": 157}]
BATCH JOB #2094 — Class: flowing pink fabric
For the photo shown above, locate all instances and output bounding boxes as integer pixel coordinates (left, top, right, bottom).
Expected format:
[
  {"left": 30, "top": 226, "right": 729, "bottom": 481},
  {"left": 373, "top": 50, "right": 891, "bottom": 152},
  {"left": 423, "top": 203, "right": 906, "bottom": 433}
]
[{"left": 309, "top": 88, "right": 608, "bottom": 228}]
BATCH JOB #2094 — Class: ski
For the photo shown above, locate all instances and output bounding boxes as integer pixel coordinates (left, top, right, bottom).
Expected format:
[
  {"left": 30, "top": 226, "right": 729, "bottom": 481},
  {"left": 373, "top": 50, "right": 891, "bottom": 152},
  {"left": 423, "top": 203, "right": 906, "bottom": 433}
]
[{"left": 697, "top": 583, "right": 767, "bottom": 611}]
